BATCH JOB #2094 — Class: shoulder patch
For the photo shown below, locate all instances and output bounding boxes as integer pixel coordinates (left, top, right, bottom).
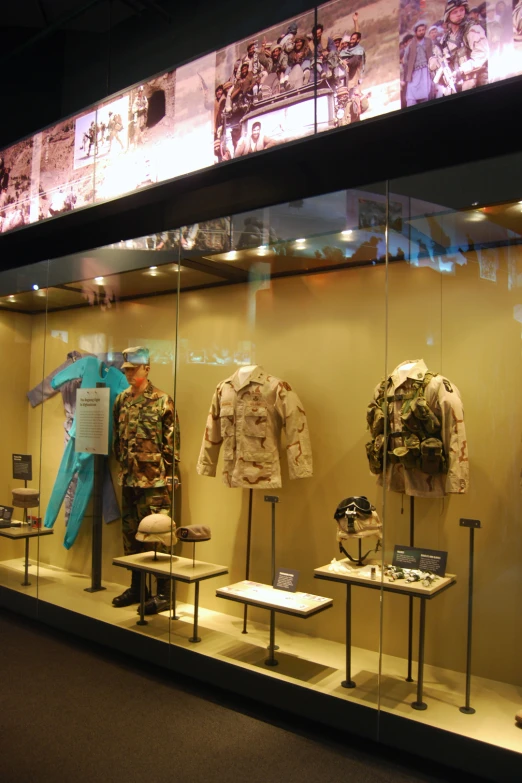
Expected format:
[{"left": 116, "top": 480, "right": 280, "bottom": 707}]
[{"left": 443, "top": 379, "right": 453, "bottom": 394}]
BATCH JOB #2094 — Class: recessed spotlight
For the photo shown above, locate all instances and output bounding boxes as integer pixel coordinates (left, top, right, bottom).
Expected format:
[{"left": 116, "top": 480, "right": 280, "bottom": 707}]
[
  {"left": 8, "top": 295, "right": 16, "bottom": 303},
  {"left": 94, "top": 277, "right": 104, "bottom": 284},
  {"left": 32, "top": 284, "right": 39, "bottom": 291},
  {"left": 226, "top": 251, "right": 237, "bottom": 260},
  {"left": 472, "top": 201, "right": 479, "bottom": 207},
  {"left": 341, "top": 230, "right": 352, "bottom": 238},
  {"left": 257, "top": 245, "right": 268, "bottom": 256},
  {"left": 295, "top": 238, "right": 306, "bottom": 244},
  {"left": 149, "top": 266, "right": 157, "bottom": 271}
]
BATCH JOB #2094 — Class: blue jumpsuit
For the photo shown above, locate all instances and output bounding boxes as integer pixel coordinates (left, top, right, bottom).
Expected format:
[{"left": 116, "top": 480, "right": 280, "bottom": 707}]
[{"left": 43, "top": 357, "right": 128, "bottom": 549}]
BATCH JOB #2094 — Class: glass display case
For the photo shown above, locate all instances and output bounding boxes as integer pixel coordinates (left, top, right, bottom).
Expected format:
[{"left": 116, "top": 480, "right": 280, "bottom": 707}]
[{"left": 0, "top": 152, "right": 521, "bottom": 783}]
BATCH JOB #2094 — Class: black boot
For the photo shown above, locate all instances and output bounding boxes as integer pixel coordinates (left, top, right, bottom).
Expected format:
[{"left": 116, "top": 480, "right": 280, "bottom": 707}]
[
  {"left": 113, "top": 570, "right": 145, "bottom": 607},
  {"left": 141, "top": 577, "right": 171, "bottom": 615}
]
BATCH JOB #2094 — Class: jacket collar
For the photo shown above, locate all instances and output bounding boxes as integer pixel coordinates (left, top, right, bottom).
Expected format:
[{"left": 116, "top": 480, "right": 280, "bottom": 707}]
[
  {"left": 229, "top": 365, "right": 266, "bottom": 391},
  {"left": 389, "top": 359, "right": 428, "bottom": 389}
]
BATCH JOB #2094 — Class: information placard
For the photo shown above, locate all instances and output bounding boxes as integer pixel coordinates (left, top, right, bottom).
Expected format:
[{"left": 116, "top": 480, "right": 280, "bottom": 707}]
[
  {"left": 274, "top": 568, "right": 299, "bottom": 593},
  {"left": 393, "top": 545, "right": 448, "bottom": 576},
  {"left": 75, "top": 388, "right": 110, "bottom": 455},
  {"left": 12, "top": 454, "right": 32, "bottom": 481}
]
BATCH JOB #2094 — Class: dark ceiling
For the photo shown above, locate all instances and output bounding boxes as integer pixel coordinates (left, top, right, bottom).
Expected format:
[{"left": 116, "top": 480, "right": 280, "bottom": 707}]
[{"left": 1, "top": 0, "right": 164, "bottom": 34}]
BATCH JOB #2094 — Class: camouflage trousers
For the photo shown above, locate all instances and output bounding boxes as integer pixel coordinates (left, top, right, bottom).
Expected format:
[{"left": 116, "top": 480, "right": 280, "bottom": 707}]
[{"left": 121, "top": 485, "right": 172, "bottom": 556}]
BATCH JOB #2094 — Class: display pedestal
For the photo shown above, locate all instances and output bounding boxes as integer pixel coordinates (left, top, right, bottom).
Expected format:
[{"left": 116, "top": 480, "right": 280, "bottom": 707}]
[
  {"left": 0, "top": 526, "right": 53, "bottom": 586},
  {"left": 113, "top": 553, "right": 228, "bottom": 641},
  {"left": 314, "top": 561, "right": 457, "bottom": 710},
  {"left": 217, "top": 580, "right": 333, "bottom": 666}
]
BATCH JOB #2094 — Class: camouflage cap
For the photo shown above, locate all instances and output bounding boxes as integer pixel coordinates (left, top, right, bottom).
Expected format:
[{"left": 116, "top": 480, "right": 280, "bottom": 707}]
[{"left": 121, "top": 346, "right": 150, "bottom": 368}]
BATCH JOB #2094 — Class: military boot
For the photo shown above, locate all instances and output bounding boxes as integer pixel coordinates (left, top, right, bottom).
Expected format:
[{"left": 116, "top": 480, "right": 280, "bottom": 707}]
[
  {"left": 113, "top": 570, "right": 148, "bottom": 608},
  {"left": 141, "top": 577, "right": 171, "bottom": 615}
]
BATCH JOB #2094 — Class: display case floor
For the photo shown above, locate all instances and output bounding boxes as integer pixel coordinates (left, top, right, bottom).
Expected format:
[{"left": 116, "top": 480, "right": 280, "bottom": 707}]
[{"left": 1, "top": 556, "right": 521, "bottom": 757}]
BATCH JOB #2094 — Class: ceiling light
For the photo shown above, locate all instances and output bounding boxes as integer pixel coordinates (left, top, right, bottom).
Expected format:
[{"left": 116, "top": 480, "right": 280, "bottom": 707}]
[
  {"left": 341, "top": 230, "right": 352, "bottom": 238},
  {"left": 32, "top": 284, "right": 39, "bottom": 291},
  {"left": 94, "top": 277, "right": 104, "bottom": 284},
  {"left": 226, "top": 251, "right": 237, "bottom": 260},
  {"left": 149, "top": 266, "right": 157, "bottom": 271},
  {"left": 257, "top": 245, "right": 268, "bottom": 256},
  {"left": 295, "top": 238, "right": 306, "bottom": 244},
  {"left": 8, "top": 295, "right": 16, "bottom": 303}
]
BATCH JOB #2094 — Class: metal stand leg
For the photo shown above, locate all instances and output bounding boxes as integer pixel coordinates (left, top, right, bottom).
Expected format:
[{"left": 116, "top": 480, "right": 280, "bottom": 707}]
[
  {"left": 406, "top": 596, "right": 414, "bottom": 682},
  {"left": 406, "top": 496, "right": 415, "bottom": 682},
  {"left": 412, "top": 598, "right": 427, "bottom": 710},
  {"left": 22, "top": 537, "right": 31, "bottom": 586},
  {"left": 460, "top": 520, "right": 479, "bottom": 715},
  {"left": 170, "top": 579, "right": 179, "bottom": 621},
  {"left": 189, "top": 581, "right": 201, "bottom": 643},
  {"left": 242, "top": 489, "right": 253, "bottom": 634},
  {"left": 342, "top": 583, "right": 356, "bottom": 688},
  {"left": 136, "top": 571, "right": 148, "bottom": 626},
  {"left": 265, "top": 610, "right": 278, "bottom": 666}
]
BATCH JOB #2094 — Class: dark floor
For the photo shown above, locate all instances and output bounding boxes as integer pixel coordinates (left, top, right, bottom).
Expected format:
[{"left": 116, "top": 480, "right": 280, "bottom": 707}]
[{"left": 0, "top": 608, "right": 490, "bottom": 783}]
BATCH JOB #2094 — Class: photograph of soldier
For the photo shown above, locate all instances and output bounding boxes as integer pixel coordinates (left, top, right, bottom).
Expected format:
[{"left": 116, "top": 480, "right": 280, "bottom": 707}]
[
  {"left": 112, "top": 346, "right": 180, "bottom": 615},
  {"left": 400, "top": 0, "right": 489, "bottom": 97},
  {"left": 402, "top": 20, "right": 435, "bottom": 105},
  {"left": 433, "top": 0, "right": 489, "bottom": 91}
]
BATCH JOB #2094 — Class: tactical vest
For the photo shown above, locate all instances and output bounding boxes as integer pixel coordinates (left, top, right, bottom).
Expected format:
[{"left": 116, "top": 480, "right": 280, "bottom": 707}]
[{"left": 366, "top": 372, "right": 447, "bottom": 476}]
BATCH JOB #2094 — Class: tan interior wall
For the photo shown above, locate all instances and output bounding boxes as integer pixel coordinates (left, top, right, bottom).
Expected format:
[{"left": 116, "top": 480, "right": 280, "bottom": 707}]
[
  {"left": 0, "top": 311, "right": 33, "bottom": 567},
  {"left": 12, "top": 247, "right": 522, "bottom": 686}
]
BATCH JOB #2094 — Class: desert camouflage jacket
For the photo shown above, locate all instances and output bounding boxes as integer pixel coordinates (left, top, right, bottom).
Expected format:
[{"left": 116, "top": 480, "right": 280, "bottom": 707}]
[
  {"left": 367, "top": 359, "right": 468, "bottom": 498},
  {"left": 197, "top": 365, "right": 312, "bottom": 488},
  {"left": 113, "top": 381, "right": 180, "bottom": 488}
]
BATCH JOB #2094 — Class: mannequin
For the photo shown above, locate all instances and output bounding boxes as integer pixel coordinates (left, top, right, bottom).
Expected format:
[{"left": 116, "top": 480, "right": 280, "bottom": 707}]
[{"left": 112, "top": 347, "right": 180, "bottom": 614}]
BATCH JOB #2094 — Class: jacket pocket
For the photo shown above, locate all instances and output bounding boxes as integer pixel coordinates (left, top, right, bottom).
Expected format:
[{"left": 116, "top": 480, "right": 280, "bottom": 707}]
[
  {"left": 220, "top": 404, "right": 235, "bottom": 437},
  {"left": 137, "top": 411, "right": 161, "bottom": 441},
  {"left": 136, "top": 451, "right": 163, "bottom": 482},
  {"left": 244, "top": 404, "right": 268, "bottom": 437}
]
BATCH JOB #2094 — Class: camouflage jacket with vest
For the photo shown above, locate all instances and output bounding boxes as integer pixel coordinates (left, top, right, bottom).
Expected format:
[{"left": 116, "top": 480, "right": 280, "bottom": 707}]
[
  {"left": 366, "top": 359, "right": 468, "bottom": 498},
  {"left": 113, "top": 381, "right": 180, "bottom": 488},
  {"left": 197, "top": 365, "right": 312, "bottom": 489}
]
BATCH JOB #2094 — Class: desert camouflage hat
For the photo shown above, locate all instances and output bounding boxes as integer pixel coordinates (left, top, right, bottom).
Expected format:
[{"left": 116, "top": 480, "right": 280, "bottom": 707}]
[
  {"left": 121, "top": 346, "right": 150, "bottom": 368},
  {"left": 136, "top": 514, "right": 176, "bottom": 547},
  {"left": 176, "top": 525, "right": 211, "bottom": 542}
]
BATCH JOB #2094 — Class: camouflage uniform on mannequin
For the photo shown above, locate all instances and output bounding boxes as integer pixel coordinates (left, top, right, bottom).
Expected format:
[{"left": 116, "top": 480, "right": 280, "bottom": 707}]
[{"left": 112, "top": 347, "right": 180, "bottom": 613}]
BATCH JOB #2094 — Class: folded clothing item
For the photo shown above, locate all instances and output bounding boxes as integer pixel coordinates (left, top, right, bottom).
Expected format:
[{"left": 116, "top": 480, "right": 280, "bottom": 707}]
[
  {"left": 176, "top": 525, "right": 211, "bottom": 542},
  {"left": 12, "top": 488, "right": 40, "bottom": 508},
  {"left": 136, "top": 514, "right": 176, "bottom": 547}
]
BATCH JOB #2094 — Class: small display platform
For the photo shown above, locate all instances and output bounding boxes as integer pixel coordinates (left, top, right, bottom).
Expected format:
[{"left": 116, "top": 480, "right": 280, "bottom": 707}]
[
  {"left": 217, "top": 580, "right": 333, "bottom": 617},
  {"left": 113, "top": 552, "right": 228, "bottom": 641},
  {"left": 0, "top": 524, "right": 53, "bottom": 586},
  {"left": 314, "top": 560, "right": 456, "bottom": 709},
  {"left": 217, "top": 580, "right": 333, "bottom": 667}
]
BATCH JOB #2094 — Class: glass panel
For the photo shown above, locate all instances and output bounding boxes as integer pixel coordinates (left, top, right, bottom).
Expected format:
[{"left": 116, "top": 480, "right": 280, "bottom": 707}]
[
  {"left": 0, "top": 262, "right": 48, "bottom": 597},
  {"left": 173, "top": 185, "right": 386, "bottom": 739},
  {"left": 381, "top": 153, "right": 522, "bottom": 754}
]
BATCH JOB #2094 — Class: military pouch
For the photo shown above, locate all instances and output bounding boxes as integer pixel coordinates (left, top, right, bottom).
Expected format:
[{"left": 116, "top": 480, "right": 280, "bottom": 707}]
[
  {"left": 392, "top": 434, "right": 420, "bottom": 470},
  {"left": 366, "top": 401, "right": 385, "bottom": 437},
  {"left": 410, "top": 397, "right": 440, "bottom": 434},
  {"left": 366, "top": 435, "right": 384, "bottom": 474},
  {"left": 420, "top": 438, "right": 445, "bottom": 475}
]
